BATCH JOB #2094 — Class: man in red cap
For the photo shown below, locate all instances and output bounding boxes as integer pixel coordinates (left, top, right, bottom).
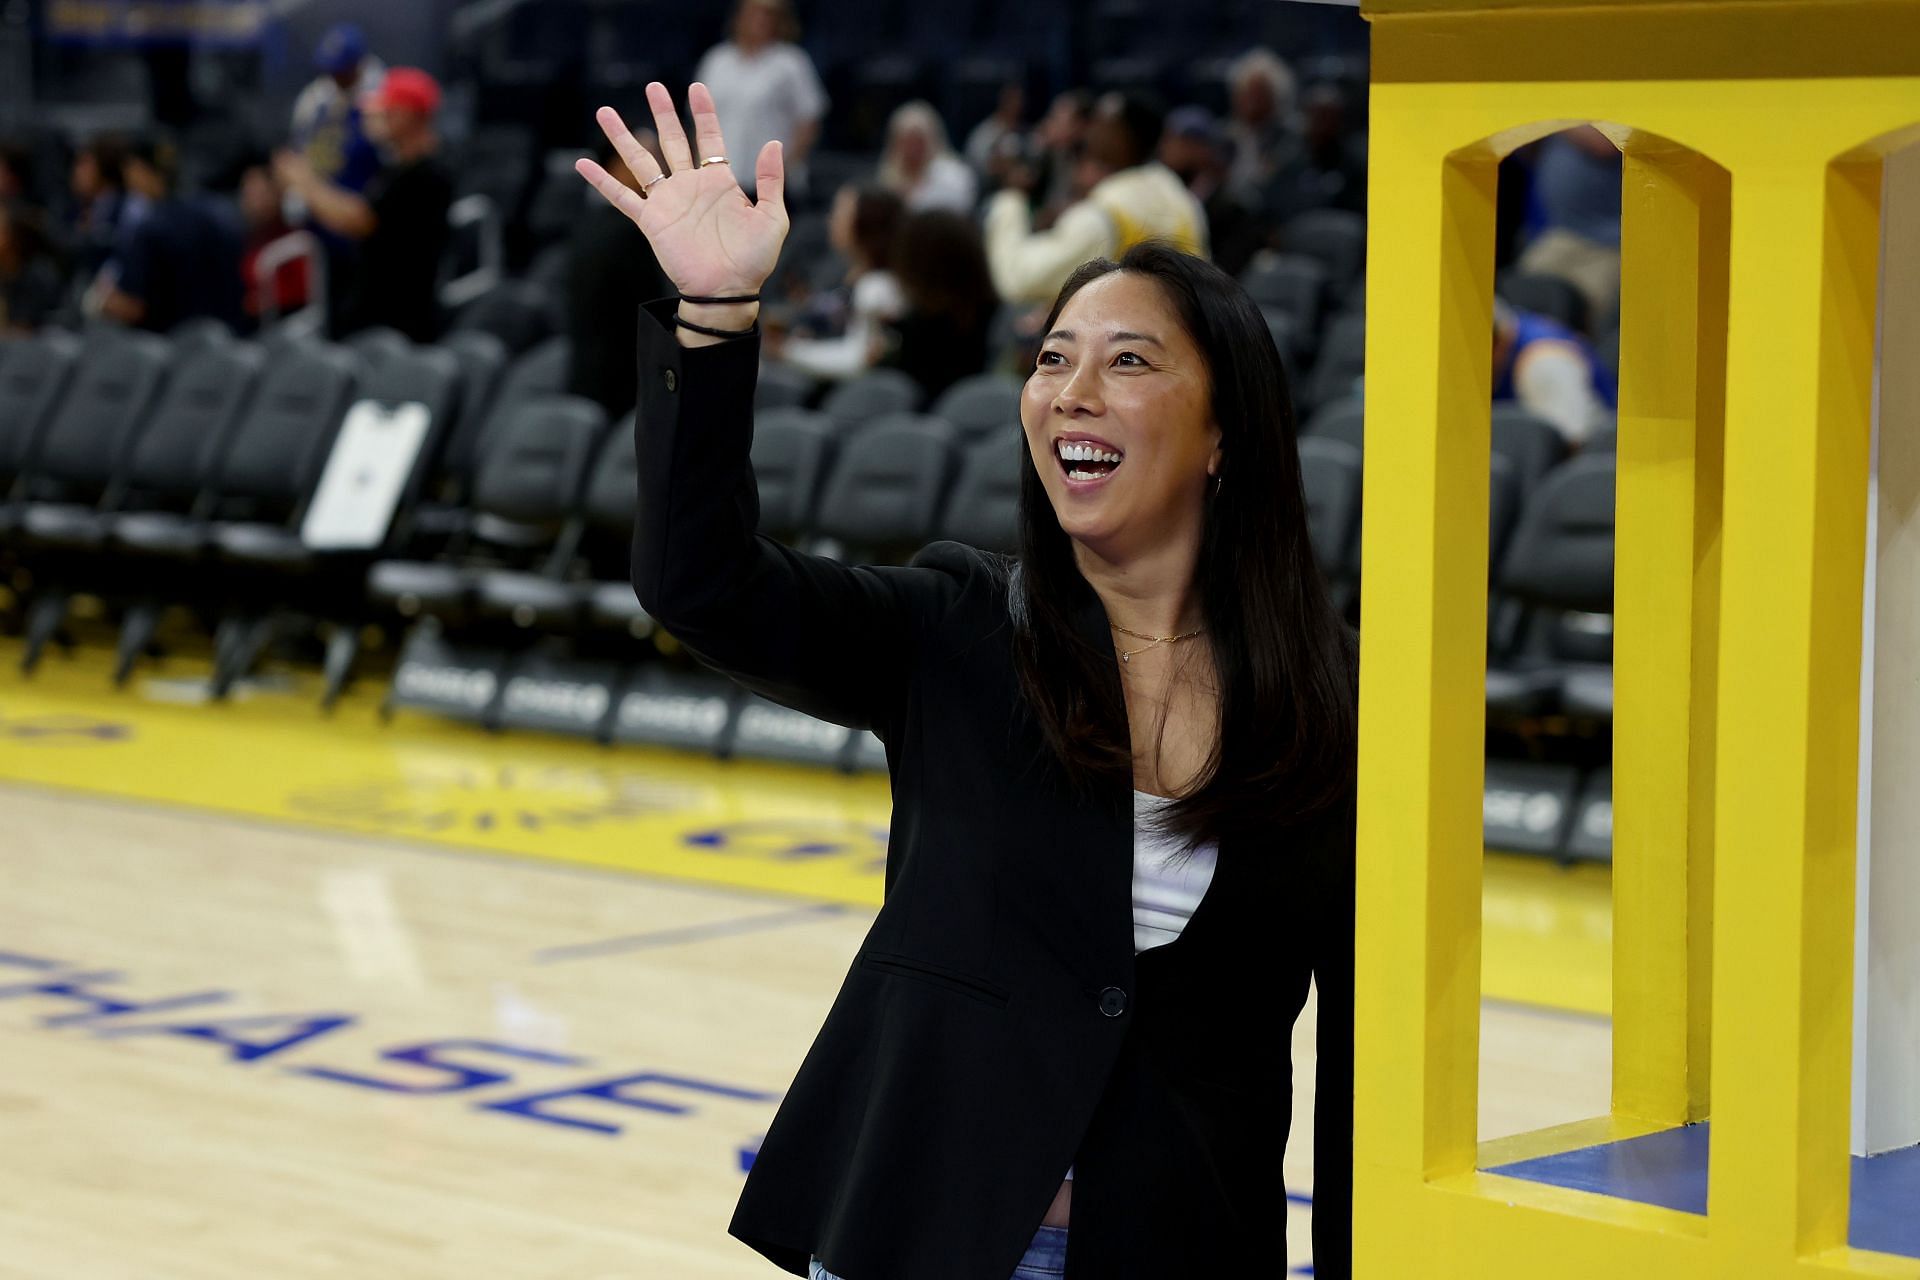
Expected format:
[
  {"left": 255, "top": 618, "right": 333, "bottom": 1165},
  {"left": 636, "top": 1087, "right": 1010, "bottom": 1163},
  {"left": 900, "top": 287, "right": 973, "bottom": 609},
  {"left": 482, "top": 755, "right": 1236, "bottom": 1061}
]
[{"left": 275, "top": 66, "right": 452, "bottom": 341}]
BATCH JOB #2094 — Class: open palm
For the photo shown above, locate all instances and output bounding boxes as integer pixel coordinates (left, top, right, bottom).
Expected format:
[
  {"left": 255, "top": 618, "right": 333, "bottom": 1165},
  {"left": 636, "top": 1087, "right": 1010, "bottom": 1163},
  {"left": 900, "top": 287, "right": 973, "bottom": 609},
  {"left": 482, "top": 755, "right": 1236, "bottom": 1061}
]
[{"left": 574, "top": 82, "right": 788, "bottom": 299}]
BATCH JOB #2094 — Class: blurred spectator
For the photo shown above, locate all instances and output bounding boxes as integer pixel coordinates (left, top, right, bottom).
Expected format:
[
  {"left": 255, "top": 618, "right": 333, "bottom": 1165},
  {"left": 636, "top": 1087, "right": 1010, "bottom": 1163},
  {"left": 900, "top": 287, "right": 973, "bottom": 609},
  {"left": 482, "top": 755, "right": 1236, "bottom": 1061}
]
[
  {"left": 237, "top": 159, "right": 311, "bottom": 326},
  {"left": 98, "top": 136, "right": 244, "bottom": 333},
  {"left": 1300, "top": 82, "right": 1366, "bottom": 217},
  {"left": 984, "top": 92, "right": 1207, "bottom": 305},
  {"left": 566, "top": 130, "right": 669, "bottom": 418},
  {"left": 771, "top": 184, "right": 905, "bottom": 382},
  {"left": 290, "top": 22, "right": 385, "bottom": 323},
  {"left": 290, "top": 22, "right": 385, "bottom": 200},
  {"left": 964, "top": 84, "right": 1025, "bottom": 176},
  {"left": 0, "top": 202, "right": 64, "bottom": 335},
  {"left": 71, "top": 136, "right": 139, "bottom": 279},
  {"left": 879, "top": 210, "right": 998, "bottom": 401},
  {"left": 1159, "top": 106, "right": 1264, "bottom": 279},
  {"left": 1517, "top": 127, "right": 1622, "bottom": 322},
  {"left": 1493, "top": 297, "right": 1616, "bottom": 448},
  {"left": 1223, "top": 48, "right": 1316, "bottom": 224},
  {"left": 696, "top": 0, "right": 828, "bottom": 200},
  {"left": 276, "top": 68, "right": 452, "bottom": 342},
  {"left": 1023, "top": 89, "right": 1092, "bottom": 226},
  {"left": 878, "top": 102, "right": 977, "bottom": 214}
]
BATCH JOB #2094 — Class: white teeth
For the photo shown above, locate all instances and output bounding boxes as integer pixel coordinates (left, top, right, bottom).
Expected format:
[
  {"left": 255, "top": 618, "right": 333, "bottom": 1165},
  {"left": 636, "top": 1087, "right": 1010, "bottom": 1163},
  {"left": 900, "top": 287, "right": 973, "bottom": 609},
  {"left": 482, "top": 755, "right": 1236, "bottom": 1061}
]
[{"left": 1055, "top": 441, "right": 1123, "bottom": 464}]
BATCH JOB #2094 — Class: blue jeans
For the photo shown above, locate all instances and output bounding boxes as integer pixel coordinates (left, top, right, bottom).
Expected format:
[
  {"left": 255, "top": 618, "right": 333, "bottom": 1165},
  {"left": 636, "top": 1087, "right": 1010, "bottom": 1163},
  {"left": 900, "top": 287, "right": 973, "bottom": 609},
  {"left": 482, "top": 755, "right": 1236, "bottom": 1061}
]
[{"left": 809, "top": 1223, "right": 1069, "bottom": 1279}]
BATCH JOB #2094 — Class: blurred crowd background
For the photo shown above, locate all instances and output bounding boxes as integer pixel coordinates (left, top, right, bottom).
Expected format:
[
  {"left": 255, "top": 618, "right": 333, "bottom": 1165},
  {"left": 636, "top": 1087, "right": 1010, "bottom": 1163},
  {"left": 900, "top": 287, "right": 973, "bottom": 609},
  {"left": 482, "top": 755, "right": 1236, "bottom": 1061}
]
[{"left": 0, "top": 0, "right": 1620, "bottom": 447}]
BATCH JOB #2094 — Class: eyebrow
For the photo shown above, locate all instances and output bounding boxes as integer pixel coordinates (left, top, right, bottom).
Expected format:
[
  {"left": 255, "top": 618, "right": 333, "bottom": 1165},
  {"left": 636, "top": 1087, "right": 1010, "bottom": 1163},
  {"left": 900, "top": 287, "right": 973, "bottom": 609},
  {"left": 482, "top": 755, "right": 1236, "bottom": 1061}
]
[{"left": 1042, "top": 329, "right": 1167, "bottom": 348}]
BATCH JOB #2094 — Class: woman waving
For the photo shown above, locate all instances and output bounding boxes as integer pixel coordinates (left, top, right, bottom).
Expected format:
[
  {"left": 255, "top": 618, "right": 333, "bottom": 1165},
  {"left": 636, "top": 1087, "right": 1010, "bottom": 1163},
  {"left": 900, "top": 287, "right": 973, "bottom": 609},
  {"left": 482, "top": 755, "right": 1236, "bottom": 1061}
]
[{"left": 578, "top": 83, "right": 1358, "bottom": 1280}]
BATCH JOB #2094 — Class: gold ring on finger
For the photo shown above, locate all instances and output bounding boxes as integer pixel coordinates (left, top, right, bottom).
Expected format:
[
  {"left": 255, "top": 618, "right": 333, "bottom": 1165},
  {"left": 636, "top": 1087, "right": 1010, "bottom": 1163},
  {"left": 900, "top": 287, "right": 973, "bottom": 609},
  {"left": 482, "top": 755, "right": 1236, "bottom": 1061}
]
[{"left": 701, "top": 155, "right": 729, "bottom": 166}]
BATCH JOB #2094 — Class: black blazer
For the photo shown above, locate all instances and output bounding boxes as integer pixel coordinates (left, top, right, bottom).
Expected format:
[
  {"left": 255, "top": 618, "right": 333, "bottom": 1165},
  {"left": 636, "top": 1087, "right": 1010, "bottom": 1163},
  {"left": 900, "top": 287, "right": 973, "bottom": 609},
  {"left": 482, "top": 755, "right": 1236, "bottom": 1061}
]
[{"left": 630, "top": 300, "right": 1355, "bottom": 1279}]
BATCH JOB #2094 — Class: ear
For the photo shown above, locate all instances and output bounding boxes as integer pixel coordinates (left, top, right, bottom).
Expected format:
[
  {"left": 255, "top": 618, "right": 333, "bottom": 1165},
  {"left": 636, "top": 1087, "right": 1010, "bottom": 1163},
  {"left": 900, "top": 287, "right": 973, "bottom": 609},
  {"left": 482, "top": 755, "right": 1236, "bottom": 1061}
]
[{"left": 1206, "top": 422, "right": 1224, "bottom": 477}]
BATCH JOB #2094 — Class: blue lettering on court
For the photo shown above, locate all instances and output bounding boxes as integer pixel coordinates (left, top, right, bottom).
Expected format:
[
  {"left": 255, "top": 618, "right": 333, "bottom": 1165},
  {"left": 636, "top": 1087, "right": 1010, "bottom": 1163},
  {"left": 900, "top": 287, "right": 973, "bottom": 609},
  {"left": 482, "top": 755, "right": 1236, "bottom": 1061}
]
[{"left": 0, "top": 948, "right": 779, "bottom": 1159}]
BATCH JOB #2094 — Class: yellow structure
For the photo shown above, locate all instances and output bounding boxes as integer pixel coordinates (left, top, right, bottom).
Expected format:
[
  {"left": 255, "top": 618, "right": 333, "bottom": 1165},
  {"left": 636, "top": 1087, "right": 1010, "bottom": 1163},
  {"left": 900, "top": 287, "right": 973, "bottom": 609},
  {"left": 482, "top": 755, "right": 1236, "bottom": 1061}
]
[{"left": 1353, "top": 0, "right": 1920, "bottom": 1276}]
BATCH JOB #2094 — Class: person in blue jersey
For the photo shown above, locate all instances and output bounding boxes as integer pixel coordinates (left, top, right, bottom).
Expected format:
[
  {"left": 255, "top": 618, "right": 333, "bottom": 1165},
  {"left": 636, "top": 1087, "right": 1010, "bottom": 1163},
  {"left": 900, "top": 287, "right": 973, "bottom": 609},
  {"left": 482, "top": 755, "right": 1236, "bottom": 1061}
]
[{"left": 1492, "top": 296, "right": 1617, "bottom": 448}]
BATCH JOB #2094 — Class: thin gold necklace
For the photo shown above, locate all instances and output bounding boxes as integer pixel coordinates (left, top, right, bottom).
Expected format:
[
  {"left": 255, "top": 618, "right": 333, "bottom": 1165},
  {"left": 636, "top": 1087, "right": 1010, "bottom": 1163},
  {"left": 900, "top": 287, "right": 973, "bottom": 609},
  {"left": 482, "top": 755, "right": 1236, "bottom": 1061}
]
[{"left": 1110, "top": 622, "right": 1205, "bottom": 664}]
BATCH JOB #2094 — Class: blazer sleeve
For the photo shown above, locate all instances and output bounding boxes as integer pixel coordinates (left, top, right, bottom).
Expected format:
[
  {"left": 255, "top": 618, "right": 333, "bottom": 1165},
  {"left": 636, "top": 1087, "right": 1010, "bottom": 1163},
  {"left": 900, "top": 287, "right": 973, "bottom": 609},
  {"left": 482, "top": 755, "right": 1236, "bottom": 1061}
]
[
  {"left": 1310, "top": 791, "right": 1356, "bottom": 1280},
  {"left": 629, "top": 298, "right": 972, "bottom": 731}
]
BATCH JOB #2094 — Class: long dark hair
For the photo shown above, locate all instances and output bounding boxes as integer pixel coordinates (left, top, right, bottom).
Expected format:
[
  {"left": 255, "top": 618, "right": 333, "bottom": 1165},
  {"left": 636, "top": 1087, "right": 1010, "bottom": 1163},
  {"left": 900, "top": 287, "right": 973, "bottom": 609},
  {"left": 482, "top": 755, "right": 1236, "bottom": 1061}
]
[
  {"left": 1012, "top": 242, "right": 1357, "bottom": 848},
  {"left": 892, "top": 210, "right": 996, "bottom": 331}
]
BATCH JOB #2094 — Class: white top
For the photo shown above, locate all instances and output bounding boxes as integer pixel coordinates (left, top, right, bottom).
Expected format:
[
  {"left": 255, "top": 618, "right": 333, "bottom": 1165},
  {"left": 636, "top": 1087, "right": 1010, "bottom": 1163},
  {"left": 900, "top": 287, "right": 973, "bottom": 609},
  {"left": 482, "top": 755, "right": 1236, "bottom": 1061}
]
[
  {"left": 1129, "top": 788, "right": 1220, "bottom": 951},
  {"left": 898, "top": 153, "right": 979, "bottom": 215},
  {"left": 776, "top": 271, "right": 906, "bottom": 382},
  {"left": 694, "top": 41, "right": 829, "bottom": 194},
  {"left": 1065, "top": 790, "right": 1220, "bottom": 1182}
]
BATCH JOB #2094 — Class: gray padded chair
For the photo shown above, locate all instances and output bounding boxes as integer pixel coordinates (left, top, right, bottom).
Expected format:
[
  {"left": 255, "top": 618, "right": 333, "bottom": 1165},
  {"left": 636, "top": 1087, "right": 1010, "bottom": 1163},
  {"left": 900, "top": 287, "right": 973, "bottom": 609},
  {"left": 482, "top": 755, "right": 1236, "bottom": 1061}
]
[
  {"left": 750, "top": 408, "right": 837, "bottom": 545},
  {"left": 1491, "top": 403, "right": 1572, "bottom": 495},
  {"left": 1485, "top": 453, "right": 1616, "bottom": 720},
  {"left": 938, "top": 435, "right": 1023, "bottom": 555},
  {"left": 367, "top": 394, "right": 604, "bottom": 626},
  {"left": 1281, "top": 209, "right": 1366, "bottom": 293},
  {"left": 820, "top": 367, "right": 921, "bottom": 432},
  {"left": 475, "top": 406, "right": 629, "bottom": 634},
  {"left": 0, "top": 330, "right": 82, "bottom": 534},
  {"left": 1240, "top": 252, "right": 1329, "bottom": 335},
  {"left": 932, "top": 373, "right": 1022, "bottom": 441},
  {"left": 1299, "top": 436, "right": 1362, "bottom": 592},
  {"left": 812, "top": 416, "right": 957, "bottom": 561},
  {"left": 1305, "top": 312, "right": 1365, "bottom": 413}
]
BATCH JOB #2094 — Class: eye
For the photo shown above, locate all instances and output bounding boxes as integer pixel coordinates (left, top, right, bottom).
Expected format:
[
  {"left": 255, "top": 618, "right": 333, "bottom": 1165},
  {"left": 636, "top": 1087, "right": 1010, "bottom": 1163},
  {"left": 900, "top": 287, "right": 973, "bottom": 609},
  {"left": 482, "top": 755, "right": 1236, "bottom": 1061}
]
[
  {"left": 1112, "top": 351, "right": 1147, "bottom": 368},
  {"left": 1036, "top": 349, "right": 1066, "bottom": 368}
]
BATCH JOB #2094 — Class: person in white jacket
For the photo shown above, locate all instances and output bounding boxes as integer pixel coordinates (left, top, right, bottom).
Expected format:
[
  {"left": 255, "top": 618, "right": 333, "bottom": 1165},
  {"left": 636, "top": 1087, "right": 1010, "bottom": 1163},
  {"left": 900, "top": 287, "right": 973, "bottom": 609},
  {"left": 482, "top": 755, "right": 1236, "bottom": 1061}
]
[{"left": 984, "top": 92, "right": 1208, "bottom": 305}]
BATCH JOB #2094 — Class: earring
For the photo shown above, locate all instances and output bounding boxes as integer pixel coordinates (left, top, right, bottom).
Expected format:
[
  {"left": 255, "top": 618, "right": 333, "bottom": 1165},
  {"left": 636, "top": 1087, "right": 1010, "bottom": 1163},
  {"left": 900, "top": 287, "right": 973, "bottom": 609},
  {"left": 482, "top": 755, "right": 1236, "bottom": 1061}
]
[{"left": 1211, "top": 472, "right": 1223, "bottom": 497}]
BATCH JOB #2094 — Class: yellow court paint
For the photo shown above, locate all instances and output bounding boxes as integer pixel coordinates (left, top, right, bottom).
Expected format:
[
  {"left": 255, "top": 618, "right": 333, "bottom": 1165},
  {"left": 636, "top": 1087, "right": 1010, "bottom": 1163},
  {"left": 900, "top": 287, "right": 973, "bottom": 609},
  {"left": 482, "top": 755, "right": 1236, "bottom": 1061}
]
[
  {"left": 0, "top": 637, "right": 1610, "bottom": 1016},
  {"left": 0, "top": 642, "right": 892, "bottom": 907}
]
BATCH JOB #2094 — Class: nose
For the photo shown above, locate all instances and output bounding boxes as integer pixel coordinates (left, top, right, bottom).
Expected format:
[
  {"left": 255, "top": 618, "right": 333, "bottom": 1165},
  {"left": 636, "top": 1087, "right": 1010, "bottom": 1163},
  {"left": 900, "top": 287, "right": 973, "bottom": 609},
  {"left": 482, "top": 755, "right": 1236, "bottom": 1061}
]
[{"left": 1052, "top": 360, "right": 1103, "bottom": 418}]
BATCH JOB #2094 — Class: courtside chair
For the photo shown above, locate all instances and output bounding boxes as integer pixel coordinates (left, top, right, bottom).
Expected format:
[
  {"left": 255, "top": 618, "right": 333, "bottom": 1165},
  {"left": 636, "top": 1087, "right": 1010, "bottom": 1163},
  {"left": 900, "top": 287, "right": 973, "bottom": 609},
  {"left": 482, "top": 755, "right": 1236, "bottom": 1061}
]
[
  {"left": 1489, "top": 402, "right": 1572, "bottom": 495},
  {"left": 11, "top": 330, "right": 172, "bottom": 671},
  {"left": 755, "top": 360, "right": 819, "bottom": 412},
  {"left": 750, "top": 408, "right": 838, "bottom": 547},
  {"left": 342, "top": 325, "right": 413, "bottom": 369},
  {"left": 207, "top": 345, "right": 463, "bottom": 704},
  {"left": 1484, "top": 452, "right": 1617, "bottom": 722},
  {"left": 932, "top": 372, "right": 1023, "bottom": 442},
  {"left": 0, "top": 329, "right": 82, "bottom": 543},
  {"left": 472, "top": 407, "right": 630, "bottom": 637},
  {"left": 820, "top": 367, "right": 922, "bottom": 433},
  {"left": 1239, "top": 251, "right": 1330, "bottom": 344},
  {"left": 810, "top": 414, "right": 958, "bottom": 564},
  {"left": 367, "top": 394, "right": 604, "bottom": 701},
  {"left": 1281, "top": 208, "right": 1367, "bottom": 295},
  {"left": 104, "top": 343, "right": 358, "bottom": 686},
  {"left": 1303, "top": 311, "right": 1365, "bottom": 415},
  {"left": 937, "top": 434, "right": 1024, "bottom": 556},
  {"left": 449, "top": 279, "right": 556, "bottom": 356},
  {"left": 1299, "top": 436, "right": 1364, "bottom": 613}
]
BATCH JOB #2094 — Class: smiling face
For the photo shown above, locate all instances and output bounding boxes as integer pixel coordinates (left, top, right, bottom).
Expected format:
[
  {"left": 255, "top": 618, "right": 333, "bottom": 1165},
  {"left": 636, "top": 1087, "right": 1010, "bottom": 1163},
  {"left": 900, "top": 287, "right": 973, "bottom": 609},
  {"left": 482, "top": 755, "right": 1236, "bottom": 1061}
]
[{"left": 1021, "top": 271, "right": 1223, "bottom": 562}]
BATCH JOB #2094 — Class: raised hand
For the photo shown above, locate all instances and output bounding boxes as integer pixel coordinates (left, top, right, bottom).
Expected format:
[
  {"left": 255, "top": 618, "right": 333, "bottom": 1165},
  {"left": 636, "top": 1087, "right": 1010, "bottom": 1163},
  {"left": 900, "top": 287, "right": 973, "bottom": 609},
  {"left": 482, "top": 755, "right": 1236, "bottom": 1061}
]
[{"left": 575, "top": 82, "right": 788, "bottom": 301}]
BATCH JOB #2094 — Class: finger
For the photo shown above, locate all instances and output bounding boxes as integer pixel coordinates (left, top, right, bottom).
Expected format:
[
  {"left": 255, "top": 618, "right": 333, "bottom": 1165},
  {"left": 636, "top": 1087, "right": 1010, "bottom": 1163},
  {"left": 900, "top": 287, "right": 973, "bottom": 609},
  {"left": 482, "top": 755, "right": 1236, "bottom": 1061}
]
[
  {"left": 689, "top": 82, "right": 728, "bottom": 169},
  {"left": 753, "top": 139, "right": 786, "bottom": 219},
  {"left": 575, "top": 157, "right": 648, "bottom": 227},
  {"left": 646, "top": 81, "right": 694, "bottom": 174},
  {"left": 594, "top": 105, "right": 663, "bottom": 187}
]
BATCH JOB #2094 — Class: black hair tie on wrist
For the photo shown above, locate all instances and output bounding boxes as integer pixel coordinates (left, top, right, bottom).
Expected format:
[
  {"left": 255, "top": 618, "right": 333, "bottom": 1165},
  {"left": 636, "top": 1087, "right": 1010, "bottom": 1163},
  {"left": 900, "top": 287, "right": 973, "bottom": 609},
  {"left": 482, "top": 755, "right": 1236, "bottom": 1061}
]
[
  {"left": 678, "top": 293, "right": 762, "bottom": 306},
  {"left": 674, "top": 314, "right": 758, "bottom": 339}
]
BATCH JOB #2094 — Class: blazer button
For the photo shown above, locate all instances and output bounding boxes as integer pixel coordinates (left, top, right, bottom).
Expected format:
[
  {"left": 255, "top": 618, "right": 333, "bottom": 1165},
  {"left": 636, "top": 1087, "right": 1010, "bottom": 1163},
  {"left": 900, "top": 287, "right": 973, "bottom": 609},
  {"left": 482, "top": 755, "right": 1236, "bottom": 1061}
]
[
  {"left": 663, "top": 368, "right": 678, "bottom": 393},
  {"left": 1097, "top": 986, "right": 1128, "bottom": 1017}
]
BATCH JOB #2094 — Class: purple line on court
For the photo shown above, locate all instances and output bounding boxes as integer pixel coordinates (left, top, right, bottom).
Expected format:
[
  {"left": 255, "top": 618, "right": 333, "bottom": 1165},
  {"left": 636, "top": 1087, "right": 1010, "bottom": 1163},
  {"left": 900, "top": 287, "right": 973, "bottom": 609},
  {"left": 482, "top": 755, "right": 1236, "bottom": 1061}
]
[{"left": 534, "top": 902, "right": 851, "bottom": 963}]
